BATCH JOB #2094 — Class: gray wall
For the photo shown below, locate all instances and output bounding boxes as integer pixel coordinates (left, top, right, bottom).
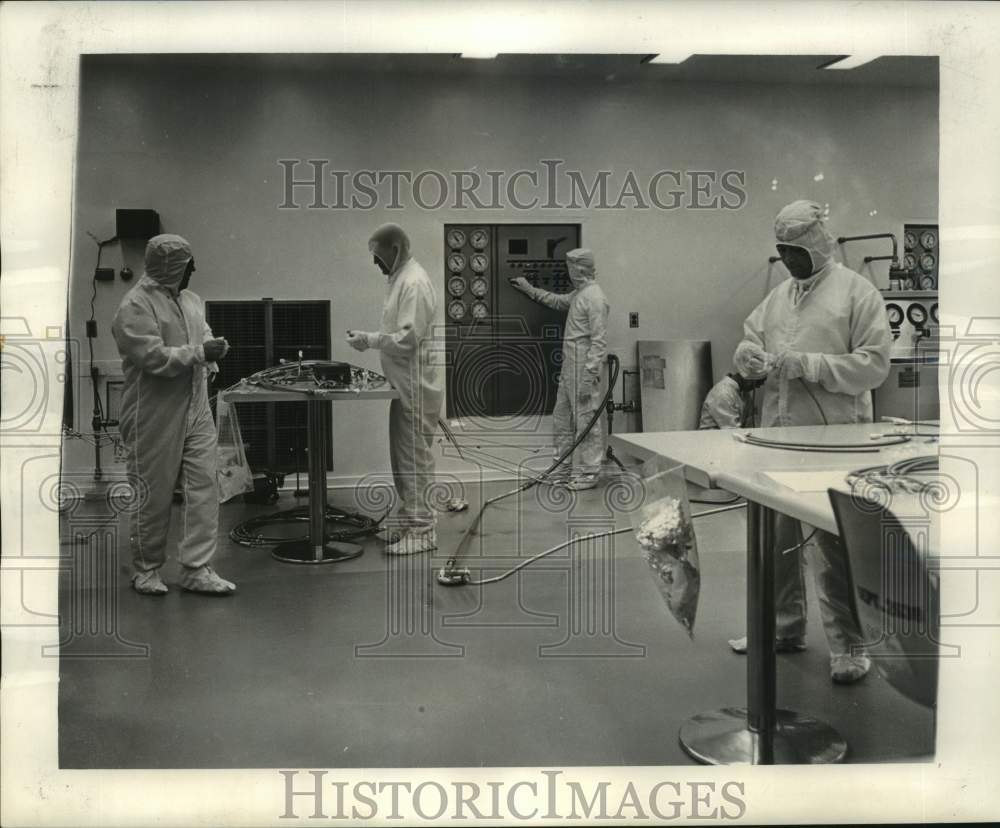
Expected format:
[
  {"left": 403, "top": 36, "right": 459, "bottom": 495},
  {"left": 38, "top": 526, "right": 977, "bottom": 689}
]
[{"left": 67, "top": 55, "right": 938, "bottom": 480}]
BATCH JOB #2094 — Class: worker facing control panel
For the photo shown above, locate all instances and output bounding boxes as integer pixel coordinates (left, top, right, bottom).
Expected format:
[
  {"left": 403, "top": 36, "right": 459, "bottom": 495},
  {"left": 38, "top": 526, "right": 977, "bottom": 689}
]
[{"left": 445, "top": 223, "right": 581, "bottom": 419}]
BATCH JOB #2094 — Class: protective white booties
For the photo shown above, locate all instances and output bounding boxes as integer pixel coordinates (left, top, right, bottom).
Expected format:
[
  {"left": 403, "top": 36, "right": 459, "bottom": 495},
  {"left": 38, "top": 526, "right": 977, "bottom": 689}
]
[
  {"left": 830, "top": 653, "right": 871, "bottom": 684},
  {"left": 385, "top": 528, "right": 438, "bottom": 557},
  {"left": 132, "top": 570, "right": 169, "bottom": 595},
  {"left": 727, "top": 635, "right": 806, "bottom": 654},
  {"left": 179, "top": 565, "right": 236, "bottom": 594}
]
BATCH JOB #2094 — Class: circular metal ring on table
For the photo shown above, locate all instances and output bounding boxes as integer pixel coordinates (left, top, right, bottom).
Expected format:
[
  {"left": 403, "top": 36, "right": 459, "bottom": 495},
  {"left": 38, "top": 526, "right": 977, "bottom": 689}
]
[{"left": 679, "top": 707, "right": 847, "bottom": 765}]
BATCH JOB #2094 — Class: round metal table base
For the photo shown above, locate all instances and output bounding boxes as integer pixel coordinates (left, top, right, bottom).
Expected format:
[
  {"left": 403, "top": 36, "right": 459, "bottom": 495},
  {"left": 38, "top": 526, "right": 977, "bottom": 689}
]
[
  {"left": 679, "top": 707, "right": 847, "bottom": 765},
  {"left": 271, "top": 540, "right": 364, "bottom": 565}
]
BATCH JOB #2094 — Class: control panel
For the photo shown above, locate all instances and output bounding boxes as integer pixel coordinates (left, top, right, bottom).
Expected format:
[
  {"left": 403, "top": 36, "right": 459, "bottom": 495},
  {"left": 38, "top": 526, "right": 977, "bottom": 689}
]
[
  {"left": 902, "top": 223, "right": 939, "bottom": 290},
  {"left": 444, "top": 223, "right": 581, "bottom": 418}
]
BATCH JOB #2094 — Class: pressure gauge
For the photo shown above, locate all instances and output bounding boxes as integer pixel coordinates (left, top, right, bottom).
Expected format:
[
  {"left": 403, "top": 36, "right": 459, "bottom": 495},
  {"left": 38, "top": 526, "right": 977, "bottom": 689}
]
[
  {"left": 446, "top": 228, "right": 467, "bottom": 250},
  {"left": 471, "top": 301, "right": 489, "bottom": 320},
  {"left": 903, "top": 253, "right": 917, "bottom": 271},
  {"left": 903, "top": 231, "right": 918, "bottom": 250},
  {"left": 919, "top": 230, "right": 937, "bottom": 250},
  {"left": 448, "top": 275, "right": 466, "bottom": 297},
  {"left": 447, "top": 252, "right": 467, "bottom": 273},
  {"left": 470, "top": 276, "right": 488, "bottom": 298},
  {"left": 930, "top": 302, "right": 939, "bottom": 324},
  {"left": 919, "top": 252, "right": 936, "bottom": 273},
  {"left": 919, "top": 275, "right": 936, "bottom": 290},
  {"left": 470, "top": 252, "right": 489, "bottom": 273},
  {"left": 448, "top": 300, "right": 467, "bottom": 321},
  {"left": 885, "top": 303, "right": 903, "bottom": 327},
  {"left": 470, "top": 229, "right": 490, "bottom": 250},
  {"left": 906, "top": 302, "right": 928, "bottom": 327}
]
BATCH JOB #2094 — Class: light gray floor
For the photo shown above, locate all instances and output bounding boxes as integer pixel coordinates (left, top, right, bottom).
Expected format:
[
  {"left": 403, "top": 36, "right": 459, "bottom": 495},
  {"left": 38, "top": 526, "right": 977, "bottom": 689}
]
[{"left": 58, "top": 478, "right": 934, "bottom": 768}]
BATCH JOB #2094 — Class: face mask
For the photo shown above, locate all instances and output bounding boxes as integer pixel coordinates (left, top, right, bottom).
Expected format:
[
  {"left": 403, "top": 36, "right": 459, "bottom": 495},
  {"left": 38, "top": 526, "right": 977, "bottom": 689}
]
[
  {"left": 776, "top": 245, "right": 815, "bottom": 280},
  {"left": 179, "top": 259, "right": 196, "bottom": 291},
  {"left": 374, "top": 255, "right": 390, "bottom": 275},
  {"left": 567, "top": 263, "right": 590, "bottom": 288}
]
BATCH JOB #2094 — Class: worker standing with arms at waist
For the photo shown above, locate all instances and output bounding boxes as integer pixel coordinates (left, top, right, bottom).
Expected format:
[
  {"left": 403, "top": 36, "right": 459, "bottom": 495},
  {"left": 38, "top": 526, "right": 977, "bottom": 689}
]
[
  {"left": 112, "top": 234, "right": 236, "bottom": 595},
  {"left": 347, "top": 223, "right": 444, "bottom": 555},
  {"left": 728, "top": 199, "right": 891, "bottom": 683},
  {"left": 510, "top": 248, "right": 610, "bottom": 491}
]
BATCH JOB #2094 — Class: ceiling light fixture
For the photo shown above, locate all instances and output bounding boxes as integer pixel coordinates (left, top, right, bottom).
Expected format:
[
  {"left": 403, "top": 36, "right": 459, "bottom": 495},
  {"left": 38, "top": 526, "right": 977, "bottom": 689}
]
[
  {"left": 460, "top": 52, "right": 498, "bottom": 60},
  {"left": 819, "top": 54, "right": 880, "bottom": 70},
  {"left": 645, "top": 52, "right": 694, "bottom": 65}
]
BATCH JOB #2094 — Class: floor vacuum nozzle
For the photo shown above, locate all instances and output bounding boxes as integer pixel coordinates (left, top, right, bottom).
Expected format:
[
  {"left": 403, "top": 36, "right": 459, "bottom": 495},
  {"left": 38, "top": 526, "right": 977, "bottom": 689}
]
[{"left": 437, "top": 567, "right": 471, "bottom": 586}]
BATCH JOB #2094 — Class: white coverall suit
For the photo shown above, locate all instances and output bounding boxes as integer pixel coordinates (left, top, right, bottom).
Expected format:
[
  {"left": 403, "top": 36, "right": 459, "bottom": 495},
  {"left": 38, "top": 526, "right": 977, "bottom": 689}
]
[
  {"left": 517, "top": 249, "right": 610, "bottom": 478},
  {"left": 736, "top": 201, "right": 891, "bottom": 659},
  {"left": 351, "top": 224, "right": 443, "bottom": 530},
  {"left": 699, "top": 374, "right": 749, "bottom": 430},
  {"left": 112, "top": 235, "right": 226, "bottom": 581}
]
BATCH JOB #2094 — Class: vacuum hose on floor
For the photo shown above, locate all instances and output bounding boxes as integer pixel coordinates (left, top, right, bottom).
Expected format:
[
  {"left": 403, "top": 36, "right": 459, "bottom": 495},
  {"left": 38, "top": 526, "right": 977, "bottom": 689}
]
[{"left": 437, "top": 353, "right": 623, "bottom": 586}]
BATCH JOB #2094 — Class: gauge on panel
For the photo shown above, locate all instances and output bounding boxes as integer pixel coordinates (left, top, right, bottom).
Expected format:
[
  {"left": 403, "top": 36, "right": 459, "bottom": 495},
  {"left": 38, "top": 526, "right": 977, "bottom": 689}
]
[
  {"left": 919, "top": 230, "right": 937, "bottom": 250},
  {"left": 471, "top": 301, "right": 489, "bottom": 320},
  {"left": 885, "top": 303, "right": 903, "bottom": 327},
  {"left": 903, "top": 253, "right": 917, "bottom": 271},
  {"left": 903, "top": 231, "right": 918, "bottom": 250},
  {"left": 919, "top": 253, "right": 936, "bottom": 273},
  {"left": 446, "top": 228, "right": 467, "bottom": 250},
  {"left": 448, "top": 300, "right": 468, "bottom": 321},
  {"left": 470, "top": 229, "right": 490, "bottom": 250},
  {"left": 470, "top": 252, "right": 489, "bottom": 273},
  {"left": 906, "top": 303, "right": 928, "bottom": 327},
  {"left": 448, "top": 252, "right": 467, "bottom": 273},
  {"left": 930, "top": 303, "right": 939, "bottom": 324},
  {"left": 919, "top": 275, "right": 936, "bottom": 290},
  {"left": 470, "top": 276, "right": 488, "bottom": 298},
  {"left": 448, "top": 276, "right": 466, "bottom": 297}
]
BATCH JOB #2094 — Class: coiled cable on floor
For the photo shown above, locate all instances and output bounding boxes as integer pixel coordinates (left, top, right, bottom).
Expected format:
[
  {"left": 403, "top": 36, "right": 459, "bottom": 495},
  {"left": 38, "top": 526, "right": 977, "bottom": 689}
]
[{"left": 229, "top": 505, "right": 384, "bottom": 547}]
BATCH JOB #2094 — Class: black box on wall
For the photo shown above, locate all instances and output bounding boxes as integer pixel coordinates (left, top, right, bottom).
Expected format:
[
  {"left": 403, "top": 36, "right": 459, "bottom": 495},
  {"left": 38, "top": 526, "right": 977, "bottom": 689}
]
[{"left": 116, "top": 209, "right": 160, "bottom": 240}]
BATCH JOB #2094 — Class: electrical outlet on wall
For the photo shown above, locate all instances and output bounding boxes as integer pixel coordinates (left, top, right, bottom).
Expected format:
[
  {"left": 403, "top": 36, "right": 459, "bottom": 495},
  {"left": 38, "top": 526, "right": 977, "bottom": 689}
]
[{"left": 629, "top": 312, "right": 639, "bottom": 328}]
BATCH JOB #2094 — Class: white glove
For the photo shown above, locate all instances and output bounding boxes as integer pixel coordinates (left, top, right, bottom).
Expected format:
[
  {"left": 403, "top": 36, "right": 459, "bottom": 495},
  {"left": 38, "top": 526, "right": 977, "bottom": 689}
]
[{"left": 346, "top": 331, "right": 371, "bottom": 352}]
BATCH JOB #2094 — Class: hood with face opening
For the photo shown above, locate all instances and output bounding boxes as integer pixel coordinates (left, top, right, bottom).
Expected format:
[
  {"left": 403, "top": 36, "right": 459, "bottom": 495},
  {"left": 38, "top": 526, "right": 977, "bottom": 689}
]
[
  {"left": 144, "top": 234, "right": 193, "bottom": 293},
  {"left": 368, "top": 223, "right": 412, "bottom": 277},
  {"left": 774, "top": 200, "right": 836, "bottom": 274},
  {"left": 565, "top": 247, "right": 596, "bottom": 287}
]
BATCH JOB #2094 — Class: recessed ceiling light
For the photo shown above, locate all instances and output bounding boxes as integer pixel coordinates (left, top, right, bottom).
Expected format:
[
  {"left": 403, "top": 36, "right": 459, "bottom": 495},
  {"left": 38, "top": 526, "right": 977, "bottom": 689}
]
[
  {"left": 819, "top": 54, "right": 880, "bottom": 70},
  {"left": 460, "top": 52, "right": 498, "bottom": 60},
  {"left": 645, "top": 52, "right": 694, "bottom": 65}
]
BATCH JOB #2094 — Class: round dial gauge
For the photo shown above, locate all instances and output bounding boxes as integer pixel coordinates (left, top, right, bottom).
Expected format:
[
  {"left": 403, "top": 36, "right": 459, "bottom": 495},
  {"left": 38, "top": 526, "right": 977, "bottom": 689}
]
[
  {"left": 470, "top": 229, "right": 490, "bottom": 250},
  {"left": 903, "top": 231, "right": 918, "bottom": 250},
  {"left": 470, "top": 253, "right": 489, "bottom": 273},
  {"left": 919, "top": 253, "right": 936, "bottom": 273},
  {"left": 446, "top": 228, "right": 467, "bottom": 250},
  {"left": 448, "top": 300, "right": 467, "bottom": 321},
  {"left": 470, "top": 276, "right": 488, "bottom": 298},
  {"left": 930, "top": 302, "right": 939, "bottom": 324},
  {"left": 447, "top": 253, "right": 467, "bottom": 273},
  {"left": 906, "top": 303, "right": 928, "bottom": 327},
  {"left": 885, "top": 303, "right": 903, "bottom": 327},
  {"left": 903, "top": 253, "right": 917, "bottom": 271},
  {"left": 919, "top": 275, "right": 936, "bottom": 290},
  {"left": 919, "top": 230, "right": 937, "bottom": 250},
  {"left": 447, "top": 276, "right": 466, "bottom": 297},
  {"left": 471, "top": 301, "right": 489, "bottom": 320}
]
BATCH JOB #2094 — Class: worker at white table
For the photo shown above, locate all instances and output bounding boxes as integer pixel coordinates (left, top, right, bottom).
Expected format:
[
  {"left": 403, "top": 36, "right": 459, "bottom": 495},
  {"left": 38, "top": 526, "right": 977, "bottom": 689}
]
[{"left": 730, "top": 200, "right": 892, "bottom": 683}]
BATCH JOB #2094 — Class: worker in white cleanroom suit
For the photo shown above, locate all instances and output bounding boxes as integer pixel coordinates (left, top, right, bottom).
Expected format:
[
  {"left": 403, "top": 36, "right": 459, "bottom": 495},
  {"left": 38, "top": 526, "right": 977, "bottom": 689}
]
[
  {"left": 729, "top": 200, "right": 891, "bottom": 683},
  {"left": 511, "top": 248, "right": 610, "bottom": 490},
  {"left": 347, "top": 223, "right": 444, "bottom": 555},
  {"left": 112, "top": 234, "right": 236, "bottom": 595},
  {"left": 698, "top": 369, "right": 764, "bottom": 429}
]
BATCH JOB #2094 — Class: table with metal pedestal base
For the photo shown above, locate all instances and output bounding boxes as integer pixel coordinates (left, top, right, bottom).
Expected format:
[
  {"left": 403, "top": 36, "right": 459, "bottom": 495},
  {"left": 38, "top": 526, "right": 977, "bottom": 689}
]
[
  {"left": 610, "top": 424, "right": 933, "bottom": 764},
  {"left": 222, "top": 386, "right": 399, "bottom": 565}
]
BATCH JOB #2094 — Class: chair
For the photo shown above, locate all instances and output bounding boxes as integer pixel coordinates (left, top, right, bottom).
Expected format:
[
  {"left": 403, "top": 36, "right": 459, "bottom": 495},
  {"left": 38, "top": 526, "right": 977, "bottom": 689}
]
[{"left": 828, "top": 488, "right": 939, "bottom": 709}]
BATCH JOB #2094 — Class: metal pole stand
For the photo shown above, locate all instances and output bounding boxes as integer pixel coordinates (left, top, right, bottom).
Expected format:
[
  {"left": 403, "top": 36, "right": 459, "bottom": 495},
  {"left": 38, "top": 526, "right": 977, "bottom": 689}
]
[
  {"left": 678, "top": 502, "right": 847, "bottom": 764},
  {"left": 272, "top": 399, "right": 364, "bottom": 564}
]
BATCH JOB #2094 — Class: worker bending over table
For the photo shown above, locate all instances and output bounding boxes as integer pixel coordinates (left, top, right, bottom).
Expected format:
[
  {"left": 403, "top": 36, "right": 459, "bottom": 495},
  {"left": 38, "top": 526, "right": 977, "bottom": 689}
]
[{"left": 729, "top": 200, "right": 892, "bottom": 683}]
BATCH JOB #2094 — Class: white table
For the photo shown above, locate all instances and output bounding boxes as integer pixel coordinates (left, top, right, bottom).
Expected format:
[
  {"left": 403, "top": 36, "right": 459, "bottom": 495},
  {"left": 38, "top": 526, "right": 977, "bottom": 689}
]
[
  {"left": 223, "top": 384, "right": 398, "bottom": 564},
  {"left": 610, "top": 423, "right": 940, "bottom": 764}
]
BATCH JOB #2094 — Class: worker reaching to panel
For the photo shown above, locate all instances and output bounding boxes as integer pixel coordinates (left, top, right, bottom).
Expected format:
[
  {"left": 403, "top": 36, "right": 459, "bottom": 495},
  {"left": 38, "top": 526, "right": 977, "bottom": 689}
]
[
  {"left": 347, "top": 223, "right": 444, "bottom": 556},
  {"left": 728, "top": 200, "right": 892, "bottom": 684},
  {"left": 510, "top": 248, "right": 610, "bottom": 491},
  {"left": 112, "top": 234, "right": 236, "bottom": 596}
]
